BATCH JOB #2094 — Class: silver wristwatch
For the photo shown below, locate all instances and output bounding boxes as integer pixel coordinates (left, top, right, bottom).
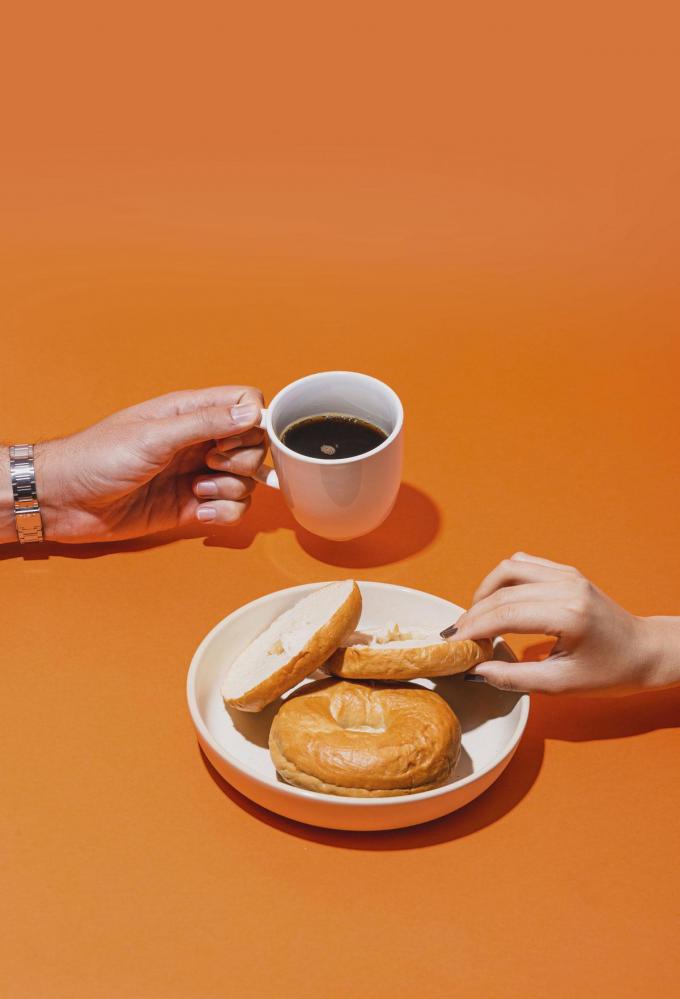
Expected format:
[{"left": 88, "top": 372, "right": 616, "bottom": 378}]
[{"left": 9, "top": 445, "right": 45, "bottom": 543}]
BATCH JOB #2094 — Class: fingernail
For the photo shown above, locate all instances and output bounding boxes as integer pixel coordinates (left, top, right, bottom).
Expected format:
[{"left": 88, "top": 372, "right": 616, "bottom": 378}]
[
  {"left": 464, "top": 673, "right": 486, "bottom": 684},
  {"left": 440, "top": 624, "right": 458, "bottom": 639},
  {"left": 196, "top": 480, "right": 218, "bottom": 497},
  {"left": 197, "top": 506, "right": 216, "bottom": 522},
  {"left": 230, "top": 403, "right": 259, "bottom": 426}
]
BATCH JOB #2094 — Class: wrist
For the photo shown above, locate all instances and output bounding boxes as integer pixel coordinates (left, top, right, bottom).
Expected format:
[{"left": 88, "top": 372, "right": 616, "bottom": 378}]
[
  {"left": 0, "top": 440, "right": 73, "bottom": 545},
  {"left": 34, "top": 440, "right": 71, "bottom": 542},
  {"left": 636, "top": 615, "right": 680, "bottom": 691},
  {"left": 1, "top": 442, "right": 67, "bottom": 544}
]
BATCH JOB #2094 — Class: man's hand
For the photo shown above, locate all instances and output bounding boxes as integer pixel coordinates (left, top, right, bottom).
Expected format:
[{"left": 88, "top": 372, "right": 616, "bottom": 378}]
[{"left": 24, "top": 386, "right": 265, "bottom": 543}]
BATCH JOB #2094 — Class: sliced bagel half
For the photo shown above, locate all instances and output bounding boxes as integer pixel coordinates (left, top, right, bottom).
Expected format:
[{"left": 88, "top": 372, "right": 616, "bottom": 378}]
[
  {"left": 324, "top": 622, "right": 492, "bottom": 681},
  {"left": 222, "top": 580, "right": 362, "bottom": 712}
]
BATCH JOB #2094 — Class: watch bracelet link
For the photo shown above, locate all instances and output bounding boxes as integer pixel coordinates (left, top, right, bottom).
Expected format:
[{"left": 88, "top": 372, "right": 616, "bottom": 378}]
[{"left": 9, "top": 444, "right": 45, "bottom": 543}]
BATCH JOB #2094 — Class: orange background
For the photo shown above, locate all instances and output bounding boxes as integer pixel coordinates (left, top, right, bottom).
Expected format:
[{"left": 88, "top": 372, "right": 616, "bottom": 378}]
[{"left": 1, "top": 3, "right": 679, "bottom": 997}]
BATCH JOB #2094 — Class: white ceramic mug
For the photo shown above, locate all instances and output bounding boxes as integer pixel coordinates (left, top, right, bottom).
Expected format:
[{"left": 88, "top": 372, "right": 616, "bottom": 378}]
[{"left": 255, "top": 371, "right": 404, "bottom": 541}]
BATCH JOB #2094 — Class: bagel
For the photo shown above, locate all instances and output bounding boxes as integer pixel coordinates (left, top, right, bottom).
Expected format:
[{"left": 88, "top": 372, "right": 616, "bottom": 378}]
[
  {"left": 325, "top": 622, "right": 492, "bottom": 681},
  {"left": 269, "top": 680, "right": 461, "bottom": 797},
  {"left": 222, "top": 581, "right": 362, "bottom": 712}
]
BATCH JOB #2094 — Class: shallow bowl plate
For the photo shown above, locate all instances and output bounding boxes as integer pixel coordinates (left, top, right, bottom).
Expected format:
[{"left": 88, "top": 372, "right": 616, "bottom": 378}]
[{"left": 187, "top": 581, "right": 529, "bottom": 831}]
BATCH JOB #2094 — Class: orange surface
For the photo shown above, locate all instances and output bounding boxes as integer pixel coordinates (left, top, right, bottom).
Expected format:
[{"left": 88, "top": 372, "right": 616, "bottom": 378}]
[{"left": 1, "top": 3, "right": 680, "bottom": 997}]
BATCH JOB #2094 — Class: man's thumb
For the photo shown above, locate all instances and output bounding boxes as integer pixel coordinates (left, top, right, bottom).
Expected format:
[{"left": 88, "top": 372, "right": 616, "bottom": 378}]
[{"left": 155, "top": 402, "right": 262, "bottom": 454}]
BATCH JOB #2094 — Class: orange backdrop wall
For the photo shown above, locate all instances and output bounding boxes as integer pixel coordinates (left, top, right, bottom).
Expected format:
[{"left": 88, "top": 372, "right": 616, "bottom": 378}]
[{"left": 1, "top": 3, "right": 679, "bottom": 997}]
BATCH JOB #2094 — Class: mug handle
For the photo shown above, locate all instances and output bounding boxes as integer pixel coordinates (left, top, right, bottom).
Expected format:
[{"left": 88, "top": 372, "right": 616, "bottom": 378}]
[
  {"left": 254, "top": 465, "right": 279, "bottom": 489},
  {"left": 254, "top": 408, "right": 280, "bottom": 489}
]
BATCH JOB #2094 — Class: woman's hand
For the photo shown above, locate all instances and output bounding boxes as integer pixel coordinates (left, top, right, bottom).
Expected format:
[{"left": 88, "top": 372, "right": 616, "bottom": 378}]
[
  {"left": 455, "top": 552, "right": 680, "bottom": 695},
  {"left": 28, "top": 386, "right": 265, "bottom": 543}
]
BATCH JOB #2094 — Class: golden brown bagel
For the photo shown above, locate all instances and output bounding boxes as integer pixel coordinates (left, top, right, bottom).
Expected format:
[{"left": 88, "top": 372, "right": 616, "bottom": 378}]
[
  {"left": 269, "top": 680, "right": 461, "bottom": 797},
  {"left": 325, "top": 623, "right": 492, "bottom": 680},
  {"left": 222, "top": 581, "right": 362, "bottom": 712}
]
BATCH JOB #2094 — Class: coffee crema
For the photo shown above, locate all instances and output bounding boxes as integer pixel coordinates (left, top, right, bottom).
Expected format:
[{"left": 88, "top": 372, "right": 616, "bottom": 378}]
[{"left": 280, "top": 413, "right": 388, "bottom": 460}]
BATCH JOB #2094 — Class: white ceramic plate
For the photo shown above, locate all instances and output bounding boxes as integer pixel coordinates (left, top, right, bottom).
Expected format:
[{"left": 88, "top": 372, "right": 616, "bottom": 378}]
[{"left": 187, "top": 581, "right": 530, "bottom": 831}]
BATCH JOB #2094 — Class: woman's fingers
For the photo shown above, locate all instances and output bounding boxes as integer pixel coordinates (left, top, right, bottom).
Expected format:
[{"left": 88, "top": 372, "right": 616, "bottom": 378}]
[
  {"left": 473, "top": 552, "right": 580, "bottom": 604},
  {"left": 195, "top": 496, "right": 252, "bottom": 525},
  {"left": 192, "top": 473, "right": 256, "bottom": 502},
  {"left": 205, "top": 445, "right": 266, "bottom": 477},
  {"left": 467, "top": 581, "right": 573, "bottom": 621},
  {"left": 455, "top": 600, "right": 573, "bottom": 641},
  {"left": 512, "top": 552, "right": 578, "bottom": 570},
  {"left": 468, "top": 658, "right": 571, "bottom": 694}
]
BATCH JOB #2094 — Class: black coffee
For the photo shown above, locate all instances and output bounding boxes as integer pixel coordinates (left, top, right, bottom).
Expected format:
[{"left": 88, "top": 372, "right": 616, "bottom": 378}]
[{"left": 280, "top": 413, "right": 388, "bottom": 460}]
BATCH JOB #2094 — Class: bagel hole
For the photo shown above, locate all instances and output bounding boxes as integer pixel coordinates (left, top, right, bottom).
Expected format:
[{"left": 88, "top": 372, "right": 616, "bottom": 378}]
[
  {"left": 345, "top": 724, "right": 386, "bottom": 733},
  {"left": 329, "top": 695, "right": 386, "bottom": 734}
]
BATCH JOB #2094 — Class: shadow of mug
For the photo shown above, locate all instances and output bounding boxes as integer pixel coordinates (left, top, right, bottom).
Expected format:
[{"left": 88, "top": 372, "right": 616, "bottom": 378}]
[{"left": 294, "top": 483, "right": 440, "bottom": 567}]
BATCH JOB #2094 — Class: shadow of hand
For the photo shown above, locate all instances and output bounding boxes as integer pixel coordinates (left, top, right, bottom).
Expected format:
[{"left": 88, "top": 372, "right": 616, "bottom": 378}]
[
  {"left": 2, "top": 482, "right": 440, "bottom": 569},
  {"left": 519, "top": 642, "right": 680, "bottom": 741}
]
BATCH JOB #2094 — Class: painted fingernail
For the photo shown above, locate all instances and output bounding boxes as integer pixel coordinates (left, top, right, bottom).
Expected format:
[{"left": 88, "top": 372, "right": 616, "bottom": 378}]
[
  {"left": 464, "top": 673, "right": 486, "bottom": 684},
  {"left": 197, "top": 506, "right": 216, "bottom": 522},
  {"left": 196, "top": 480, "right": 218, "bottom": 497},
  {"left": 230, "top": 403, "right": 259, "bottom": 426},
  {"left": 440, "top": 624, "right": 458, "bottom": 639}
]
